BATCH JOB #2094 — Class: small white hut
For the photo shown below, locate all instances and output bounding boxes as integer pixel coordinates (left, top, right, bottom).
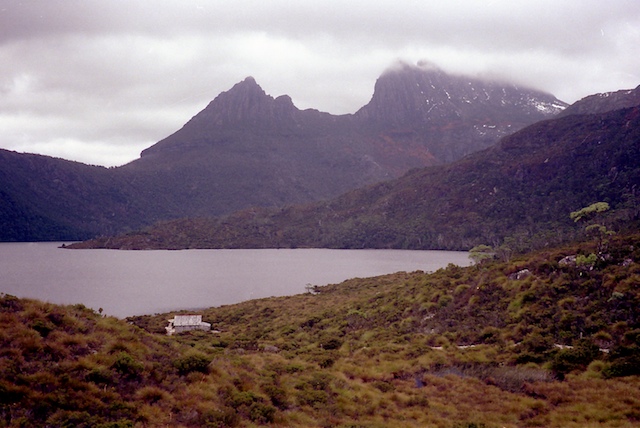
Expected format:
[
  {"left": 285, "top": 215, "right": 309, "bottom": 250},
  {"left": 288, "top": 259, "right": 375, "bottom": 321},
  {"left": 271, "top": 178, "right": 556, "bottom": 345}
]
[{"left": 166, "top": 314, "right": 211, "bottom": 335}]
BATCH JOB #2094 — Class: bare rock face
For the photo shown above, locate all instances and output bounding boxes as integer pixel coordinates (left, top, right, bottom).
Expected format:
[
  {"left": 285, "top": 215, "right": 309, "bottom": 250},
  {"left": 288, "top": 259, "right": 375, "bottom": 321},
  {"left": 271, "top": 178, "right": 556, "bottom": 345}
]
[{"left": 182, "top": 77, "right": 299, "bottom": 128}]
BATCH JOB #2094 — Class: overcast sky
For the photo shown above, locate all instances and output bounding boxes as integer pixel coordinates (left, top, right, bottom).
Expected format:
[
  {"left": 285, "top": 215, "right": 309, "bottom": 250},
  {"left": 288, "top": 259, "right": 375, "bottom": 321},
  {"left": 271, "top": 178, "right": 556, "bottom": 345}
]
[{"left": 1, "top": 0, "right": 639, "bottom": 167}]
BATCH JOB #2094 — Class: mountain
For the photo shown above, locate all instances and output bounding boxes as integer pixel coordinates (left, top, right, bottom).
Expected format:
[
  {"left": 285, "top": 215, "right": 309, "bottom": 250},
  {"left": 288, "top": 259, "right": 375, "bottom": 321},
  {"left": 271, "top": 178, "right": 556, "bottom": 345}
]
[
  {"left": 559, "top": 85, "right": 640, "bottom": 117},
  {"left": 1, "top": 62, "right": 567, "bottom": 241},
  {"left": 117, "top": 62, "right": 566, "bottom": 218},
  {"left": 0, "top": 150, "right": 147, "bottom": 241},
  {"left": 115, "top": 76, "right": 415, "bottom": 217},
  {"left": 72, "top": 100, "right": 640, "bottom": 250},
  {"left": 354, "top": 61, "right": 566, "bottom": 162}
]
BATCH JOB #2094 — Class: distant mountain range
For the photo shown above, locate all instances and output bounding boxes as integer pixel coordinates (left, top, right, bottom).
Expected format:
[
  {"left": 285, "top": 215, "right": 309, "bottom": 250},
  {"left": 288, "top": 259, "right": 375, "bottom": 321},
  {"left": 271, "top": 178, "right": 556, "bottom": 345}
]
[
  {"left": 1, "top": 62, "right": 567, "bottom": 241},
  {"left": 69, "top": 85, "right": 640, "bottom": 251}
]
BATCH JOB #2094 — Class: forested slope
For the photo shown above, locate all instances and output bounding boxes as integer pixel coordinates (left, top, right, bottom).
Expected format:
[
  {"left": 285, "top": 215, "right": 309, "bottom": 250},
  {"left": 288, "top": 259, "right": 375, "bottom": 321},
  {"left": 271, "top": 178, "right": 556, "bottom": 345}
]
[{"left": 70, "top": 105, "right": 640, "bottom": 251}]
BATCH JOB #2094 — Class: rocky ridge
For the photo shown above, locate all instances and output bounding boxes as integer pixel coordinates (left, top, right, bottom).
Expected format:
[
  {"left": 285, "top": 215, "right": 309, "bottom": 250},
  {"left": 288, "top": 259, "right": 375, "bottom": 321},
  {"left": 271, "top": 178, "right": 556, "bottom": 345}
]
[{"left": 559, "top": 85, "right": 640, "bottom": 117}]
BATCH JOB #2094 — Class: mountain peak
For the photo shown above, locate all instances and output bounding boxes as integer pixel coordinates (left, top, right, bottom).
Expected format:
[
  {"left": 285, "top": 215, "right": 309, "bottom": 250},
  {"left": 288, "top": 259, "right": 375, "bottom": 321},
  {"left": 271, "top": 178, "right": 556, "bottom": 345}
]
[
  {"left": 180, "top": 76, "right": 302, "bottom": 129},
  {"left": 233, "top": 76, "right": 262, "bottom": 92},
  {"left": 221, "top": 75, "right": 267, "bottom": 101},
  {"left": 355, "top": 61, "right": 566, "bottom": 127}
]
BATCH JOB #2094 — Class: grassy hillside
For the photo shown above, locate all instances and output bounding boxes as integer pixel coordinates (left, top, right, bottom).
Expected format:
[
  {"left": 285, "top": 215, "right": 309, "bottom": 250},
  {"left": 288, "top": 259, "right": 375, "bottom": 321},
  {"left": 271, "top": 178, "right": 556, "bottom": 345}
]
[{"left": 3, "top": 232, "right": 640, "bottom": 427}]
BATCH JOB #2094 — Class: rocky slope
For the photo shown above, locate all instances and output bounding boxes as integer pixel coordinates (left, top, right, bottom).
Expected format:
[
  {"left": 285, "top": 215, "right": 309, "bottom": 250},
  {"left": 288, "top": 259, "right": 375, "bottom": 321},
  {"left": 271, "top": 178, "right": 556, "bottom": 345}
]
[{"left": 559, "top": 85, "right": 640, "bottom": 117}]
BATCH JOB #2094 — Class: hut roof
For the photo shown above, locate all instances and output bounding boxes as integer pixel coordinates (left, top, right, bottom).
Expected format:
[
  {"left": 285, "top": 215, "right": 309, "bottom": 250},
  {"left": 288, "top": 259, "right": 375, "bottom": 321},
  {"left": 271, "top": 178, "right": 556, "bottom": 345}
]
[{"left": 173, "top": 315, "right": 203, "bottom": 326}]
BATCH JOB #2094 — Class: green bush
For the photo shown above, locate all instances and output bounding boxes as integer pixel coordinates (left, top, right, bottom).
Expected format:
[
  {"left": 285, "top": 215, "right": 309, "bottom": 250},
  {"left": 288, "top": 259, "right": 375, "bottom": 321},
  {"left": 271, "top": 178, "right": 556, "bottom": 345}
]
[
  {"left": 173, "top": 351, "right": 211, "bottom": 375},
  {"left": 319, "top": 357, "right": 335, "bottom": 368},
  {"left": 111, "top": 352, "right": 143, "bottom": 378},
  {"left": 31, "top": 319, "right": 54, "bottom": 337},
  {"left": 46, "top": 410, "right": 133, "bottom": 428},
  {"left": 321, "top": 338, "right": 343, "bottom": 350},
  {"left": 603, "top": 344, "right": 640, "bottom": 378},
  {"left": 86, "top": 366, "right": 114, "bottom": 385},
  {"left": 262, "top": 383, "right": 288, "bottom": 409},
  {"left": 514, "top": 332, "right": 554, "bottom": 364},
  {"left": 551, "top": 339, "right": 601, "bottom": 378},
  {"left": 296, "top": 389, "right": 329, "bottom": 408},
  {"left": 248, "top": 402, "right": 276, "bottom": 424},
  {"left": 372, "top": 380, "right": 394, "bottom": 393},
  {"left": 200, "top": 407, "right": 239, "bottom": 427},
  {"left": 0, "top": 294, "right": 23, "bottom": 312}
]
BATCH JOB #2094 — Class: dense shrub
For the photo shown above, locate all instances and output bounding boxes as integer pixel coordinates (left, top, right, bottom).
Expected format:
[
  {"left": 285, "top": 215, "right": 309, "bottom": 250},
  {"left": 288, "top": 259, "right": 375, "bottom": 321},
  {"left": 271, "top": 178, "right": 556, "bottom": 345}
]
[
  {"left": 550, "top": 339, "right": 601, "bottom": 378},
  {"left": 173, "top": 351, "right": 211, "bottom": 375},
  {"left": 248, "top": 401, "right": 276, "bottom": 424},
  {"left": 321, "top": 338, "right": 343, "bottom": 350},
  {"left": 603, "top": 345, "right": 640, "bottom": 378},
  {"left": 111, "top": 352, "right": 144, "bottom": 379},
  {"left": 200, "top": 407, "right": 239, "bottom": 427},
  {"left": 514, "top": 332, "right": 554, "bottom": 364},
  {"left": 262, "top": 383, "right": 289, "bottom": 409}
]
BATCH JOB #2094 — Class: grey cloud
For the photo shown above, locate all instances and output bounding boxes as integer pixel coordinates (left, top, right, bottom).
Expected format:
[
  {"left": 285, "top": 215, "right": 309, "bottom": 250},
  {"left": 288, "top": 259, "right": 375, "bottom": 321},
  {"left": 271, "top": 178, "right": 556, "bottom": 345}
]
[{"left": 0, "top": 0, "right": 639, "bottom": 166}]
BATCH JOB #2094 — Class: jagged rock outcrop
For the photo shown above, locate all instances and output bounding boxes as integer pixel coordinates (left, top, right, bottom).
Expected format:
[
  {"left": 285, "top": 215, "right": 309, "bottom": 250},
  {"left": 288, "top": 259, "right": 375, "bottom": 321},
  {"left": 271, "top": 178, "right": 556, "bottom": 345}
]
[
  {"left": 195, "top": 77, "right": 302, "bottom": 127},
  {"left": 139, "top": 76, "right": 337, "bottom": 159}
]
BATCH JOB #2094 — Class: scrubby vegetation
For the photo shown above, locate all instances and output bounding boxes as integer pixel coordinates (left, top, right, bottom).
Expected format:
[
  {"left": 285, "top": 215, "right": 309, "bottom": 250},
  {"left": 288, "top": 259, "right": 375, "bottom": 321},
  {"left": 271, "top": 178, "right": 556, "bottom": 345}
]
[
  {"left": 3, "top": 233, "right": 640, "bottom": 426},
  {"left": 68, "top": 105, "right": 640, "bottom": 252}
]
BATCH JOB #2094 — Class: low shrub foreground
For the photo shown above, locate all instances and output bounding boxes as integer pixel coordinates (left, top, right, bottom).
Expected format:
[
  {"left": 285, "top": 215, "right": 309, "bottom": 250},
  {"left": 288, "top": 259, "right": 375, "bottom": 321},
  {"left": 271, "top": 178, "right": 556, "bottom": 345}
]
[{"left": 2, "top": 233, "right": 640, "bottom": 427}]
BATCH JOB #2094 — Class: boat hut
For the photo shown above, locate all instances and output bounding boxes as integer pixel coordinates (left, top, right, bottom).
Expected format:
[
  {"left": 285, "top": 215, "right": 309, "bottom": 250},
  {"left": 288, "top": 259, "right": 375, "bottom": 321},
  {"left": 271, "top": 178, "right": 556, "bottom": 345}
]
[{"left": 166, "top": 314, "right": 211, "bottom": 335}]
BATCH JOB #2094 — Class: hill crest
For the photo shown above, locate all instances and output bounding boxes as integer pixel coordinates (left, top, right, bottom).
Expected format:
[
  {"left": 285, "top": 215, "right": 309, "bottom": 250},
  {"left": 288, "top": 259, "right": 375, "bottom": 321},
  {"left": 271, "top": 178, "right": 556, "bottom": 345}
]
[{"left": 559, "top": 85, "right": 640, "bottom": 117}]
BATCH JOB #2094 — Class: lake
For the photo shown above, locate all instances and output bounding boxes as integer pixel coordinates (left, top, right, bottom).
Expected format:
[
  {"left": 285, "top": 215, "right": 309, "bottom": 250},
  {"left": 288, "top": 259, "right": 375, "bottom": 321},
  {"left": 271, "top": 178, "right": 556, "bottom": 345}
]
[{"left": 0, "top": 242, "right": 471, "bottom": 318}]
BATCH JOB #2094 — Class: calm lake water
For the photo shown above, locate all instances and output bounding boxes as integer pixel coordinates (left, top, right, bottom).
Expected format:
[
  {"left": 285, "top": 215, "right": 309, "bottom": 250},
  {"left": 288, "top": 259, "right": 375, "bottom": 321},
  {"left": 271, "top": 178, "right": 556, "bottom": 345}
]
[{"left": 0, "top": 242, "right": 471, "bottom": 318}]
